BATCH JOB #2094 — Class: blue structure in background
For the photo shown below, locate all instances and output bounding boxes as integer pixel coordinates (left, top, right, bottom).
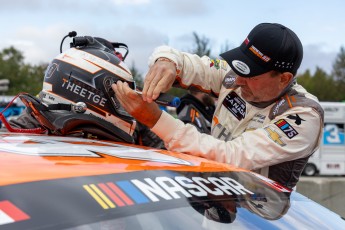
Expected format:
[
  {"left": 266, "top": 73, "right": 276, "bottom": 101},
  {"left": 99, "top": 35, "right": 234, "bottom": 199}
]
[{"left": 0, "top": 96, "right": 25, "bottom": 127}]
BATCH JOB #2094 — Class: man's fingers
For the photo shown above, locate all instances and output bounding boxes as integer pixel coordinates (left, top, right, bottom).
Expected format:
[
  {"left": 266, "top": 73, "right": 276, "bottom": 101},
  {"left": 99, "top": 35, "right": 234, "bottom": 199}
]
[
  {"left": 112, "top": 81, "right": 162, "bottom": 128},
  {"left": 142, "top": 61, "right": 176, "bottom": 103},
  {"left": 142, "top": 67, "right": 155, "bottom": 102},
  {"left": 145, "top": 75, "right": 162, "bottom": 102},
  {"left": 143, "top": 71, "right": 161, "bottom": 103},
  {"left": 112, "top": 81, "right": 124, "bottom": 106}
]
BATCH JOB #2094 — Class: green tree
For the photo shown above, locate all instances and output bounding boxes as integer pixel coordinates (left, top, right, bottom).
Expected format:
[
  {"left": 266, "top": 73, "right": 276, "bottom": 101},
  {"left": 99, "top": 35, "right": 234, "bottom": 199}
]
[
  {"left": 189, "top": 32, "right": 211, "bottom": 57},
  {"left": 332, "top": 46, "right": 345, "bottom": 83},
  {"left": 167, "top": 32, "right": 215, "bottom": 97},
  {"left": 298, "top": 67, "right": 342, "bottom": 101},
  {"left": 0, "top": 46, "right": 46, "bottom": 95},
  {"left": 296, "top": 69, "right": 313, "bottom": 90},
  {"left": 331, "top": 46, "right": 345, "bottom": 101},
  {"left": 129, "top": 62, "right": 144, "bottom": 89}
]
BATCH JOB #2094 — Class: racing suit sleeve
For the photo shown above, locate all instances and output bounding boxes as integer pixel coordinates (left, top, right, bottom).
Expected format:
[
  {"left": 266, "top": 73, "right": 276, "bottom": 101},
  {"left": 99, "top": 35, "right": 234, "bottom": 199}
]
[
  {"left": 148, "top": 45, "right": 229, "bottom": 95},
  {"left": 151, "top": 107, "right": 323, "bottom": 171}
]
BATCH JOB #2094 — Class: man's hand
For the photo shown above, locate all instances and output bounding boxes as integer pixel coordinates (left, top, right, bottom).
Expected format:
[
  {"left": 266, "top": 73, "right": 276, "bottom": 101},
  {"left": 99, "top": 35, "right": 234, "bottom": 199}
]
[
  {"left": 112, "top": 81, "right": 162, "bottom": 128},
  {"left": 142, "top": 59, "right": 177, "bottom": 103}
]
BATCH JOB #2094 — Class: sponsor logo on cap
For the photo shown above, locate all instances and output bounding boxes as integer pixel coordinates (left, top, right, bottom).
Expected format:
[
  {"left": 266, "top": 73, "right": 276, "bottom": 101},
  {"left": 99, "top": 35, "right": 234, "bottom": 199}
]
[
  {"left": 249, "top": 45, "right": 271, "bottom": 62},
  {"left": 232, "top": 60, "right": 250, "bottom": 75}
]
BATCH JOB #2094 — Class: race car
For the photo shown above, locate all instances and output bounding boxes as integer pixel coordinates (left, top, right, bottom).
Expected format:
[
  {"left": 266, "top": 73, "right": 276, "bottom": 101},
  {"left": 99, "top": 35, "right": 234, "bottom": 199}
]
[{"left": 0, "top": 132, "right": 344, "bottom": 230}]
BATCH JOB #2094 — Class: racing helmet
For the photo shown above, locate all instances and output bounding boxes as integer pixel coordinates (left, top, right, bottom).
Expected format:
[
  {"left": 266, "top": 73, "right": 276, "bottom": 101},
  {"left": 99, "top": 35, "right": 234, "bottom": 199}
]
[{"left": 39, "top": 36, "right": 136, "bottom": 141}]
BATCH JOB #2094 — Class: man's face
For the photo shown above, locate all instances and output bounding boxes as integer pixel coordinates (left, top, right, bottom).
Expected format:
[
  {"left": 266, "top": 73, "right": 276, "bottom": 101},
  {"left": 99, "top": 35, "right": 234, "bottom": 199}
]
[{"left": 235, "top": 71, "right": 285, "bottom": 103}]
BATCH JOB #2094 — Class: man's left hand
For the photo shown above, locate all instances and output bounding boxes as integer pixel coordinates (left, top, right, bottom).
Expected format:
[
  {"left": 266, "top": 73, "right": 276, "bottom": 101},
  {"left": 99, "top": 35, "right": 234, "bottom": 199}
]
[{"left": 112, "top": 81, "right": 162, "bottom": 128}]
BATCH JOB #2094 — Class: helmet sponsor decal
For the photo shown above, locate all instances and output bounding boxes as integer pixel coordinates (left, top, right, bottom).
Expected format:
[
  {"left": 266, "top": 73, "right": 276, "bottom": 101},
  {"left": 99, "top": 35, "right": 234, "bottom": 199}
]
[
  {"left": 61, "top": 77, "right": 107, "bottom": 107},
  {"left": 45, "top": 63, "right": 58, "bottom": 79}
]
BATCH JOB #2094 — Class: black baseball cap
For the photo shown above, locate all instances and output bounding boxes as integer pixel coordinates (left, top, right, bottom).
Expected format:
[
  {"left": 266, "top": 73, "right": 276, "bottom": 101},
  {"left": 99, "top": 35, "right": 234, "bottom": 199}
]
[{"left": 220, "top": 23, "right": 303, "bottom": 77}]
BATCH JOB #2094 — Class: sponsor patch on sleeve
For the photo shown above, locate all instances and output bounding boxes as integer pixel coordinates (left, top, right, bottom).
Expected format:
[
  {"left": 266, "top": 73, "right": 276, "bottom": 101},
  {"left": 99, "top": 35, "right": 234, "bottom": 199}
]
[{"left": 274, "top": 119, "right": 298, "bottom": 139}]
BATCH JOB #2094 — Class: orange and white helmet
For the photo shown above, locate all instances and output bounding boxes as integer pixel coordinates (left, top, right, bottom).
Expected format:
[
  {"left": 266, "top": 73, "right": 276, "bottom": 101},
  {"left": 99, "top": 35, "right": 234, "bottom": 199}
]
[{"left": 40, "top": 36, "right": 136, "bottom": 141}]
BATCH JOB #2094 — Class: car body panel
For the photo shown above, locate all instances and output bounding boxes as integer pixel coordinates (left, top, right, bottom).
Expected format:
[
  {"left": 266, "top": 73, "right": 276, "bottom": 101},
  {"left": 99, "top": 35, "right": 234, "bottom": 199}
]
[
  {"left": 0, "top": 133, "right": 344, "bottom": 229},
  {"left": 0, "top": 133, "right": 246, "bottom": 186}
]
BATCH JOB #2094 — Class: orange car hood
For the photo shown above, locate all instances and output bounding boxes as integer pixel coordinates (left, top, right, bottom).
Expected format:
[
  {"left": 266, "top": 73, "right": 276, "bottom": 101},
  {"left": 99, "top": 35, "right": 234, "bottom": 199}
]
[{"left": 0, "top": 132, "right": 247, "bottom": 186}]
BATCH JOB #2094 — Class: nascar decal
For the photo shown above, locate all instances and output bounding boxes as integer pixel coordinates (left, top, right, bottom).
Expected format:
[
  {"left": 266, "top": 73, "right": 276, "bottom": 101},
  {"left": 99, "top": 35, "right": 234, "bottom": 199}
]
[
  {"left": 274, "top": 119, "right": 298, "bottom": 139},
  {"left": 0, "top": 200, "right": 30, "bottom": 226},
  {"left": 84, "top": 174, "right": 254, "bottom": 209},
  {"left": 222, "top": 91, "right": 246, "bottom": 120},
  {"left": 0, "top": 135, "right": 192, "bottom": 166},
  {"left": 0, "top": 171, "right": 290, "bottom": 229}
]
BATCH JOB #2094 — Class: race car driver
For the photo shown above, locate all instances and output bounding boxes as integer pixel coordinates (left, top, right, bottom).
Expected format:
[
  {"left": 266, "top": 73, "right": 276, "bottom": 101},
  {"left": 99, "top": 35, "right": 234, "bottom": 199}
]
[
  {"left": 0, "top": 35, "right": 164, "bottom": 149},
  {"left": 112, "top": 22, "right": 324, "bottom": 189}
]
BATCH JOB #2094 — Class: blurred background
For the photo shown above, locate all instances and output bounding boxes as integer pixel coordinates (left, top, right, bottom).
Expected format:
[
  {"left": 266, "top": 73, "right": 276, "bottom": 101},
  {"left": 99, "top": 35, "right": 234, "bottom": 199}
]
[
  {"left": 0, "top": 0, "right": 345, "bottom": 218},
  {"left": 0, "top": 0, "right": 345, "bottom": 99}
]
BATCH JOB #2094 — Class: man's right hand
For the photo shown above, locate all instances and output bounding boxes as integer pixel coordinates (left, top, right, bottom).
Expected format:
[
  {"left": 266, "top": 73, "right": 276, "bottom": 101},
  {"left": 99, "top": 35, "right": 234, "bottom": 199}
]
[{"left": 142, "top": 59, "right": 177, "bottom": 103}]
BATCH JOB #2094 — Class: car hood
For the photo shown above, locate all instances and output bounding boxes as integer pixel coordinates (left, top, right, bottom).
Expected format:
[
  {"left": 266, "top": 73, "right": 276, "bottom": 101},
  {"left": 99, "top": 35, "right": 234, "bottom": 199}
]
[{"left": 0, "top": 132, "right": 344, "bottom": 229}]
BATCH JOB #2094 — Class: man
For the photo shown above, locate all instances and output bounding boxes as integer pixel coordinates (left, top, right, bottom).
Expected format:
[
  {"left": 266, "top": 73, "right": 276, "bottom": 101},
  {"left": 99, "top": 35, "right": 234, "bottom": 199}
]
[
  {"left": 112, "top": 23, "right": 324, "bottom": 189},
  {"left": 176, "top": 90, "right": 215, "bottom": 134},
  {"left": 1, "top": 35, "right": 164, "bottom": 149}
]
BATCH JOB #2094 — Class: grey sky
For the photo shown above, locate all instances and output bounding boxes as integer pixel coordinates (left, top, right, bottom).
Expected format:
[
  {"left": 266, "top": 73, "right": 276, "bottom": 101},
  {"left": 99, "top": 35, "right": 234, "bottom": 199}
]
[{"left": 0, "top": 0, "right": 344, "bottom": 76}]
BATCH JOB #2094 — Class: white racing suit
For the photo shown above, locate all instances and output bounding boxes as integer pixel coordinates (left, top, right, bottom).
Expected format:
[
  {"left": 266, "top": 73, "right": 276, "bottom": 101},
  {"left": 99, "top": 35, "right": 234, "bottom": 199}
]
[{"left": 149, "top": 46, "right": 324, "bottom": 189}]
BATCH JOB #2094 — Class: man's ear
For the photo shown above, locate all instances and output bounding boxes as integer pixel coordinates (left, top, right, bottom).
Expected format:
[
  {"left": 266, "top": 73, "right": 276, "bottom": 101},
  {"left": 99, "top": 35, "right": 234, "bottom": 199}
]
[{"left": 280, "top": 72, "right": 294, "bottom": 88}]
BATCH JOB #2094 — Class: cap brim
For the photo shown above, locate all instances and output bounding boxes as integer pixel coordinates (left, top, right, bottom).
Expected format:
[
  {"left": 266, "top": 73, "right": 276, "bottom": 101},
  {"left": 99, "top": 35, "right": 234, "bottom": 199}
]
[{"left": 220, "top": 47, "right": 270, "bottom": 78}]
